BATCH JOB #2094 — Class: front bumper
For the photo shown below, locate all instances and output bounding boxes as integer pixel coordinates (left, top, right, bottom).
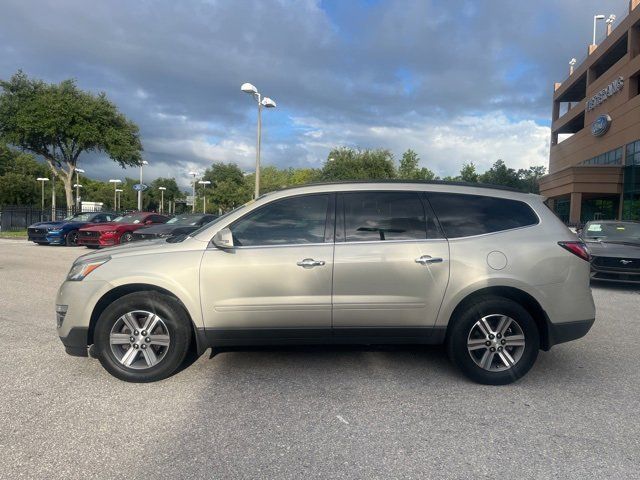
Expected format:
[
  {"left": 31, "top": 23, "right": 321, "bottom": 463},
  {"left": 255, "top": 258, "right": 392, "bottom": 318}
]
[
  {"left": 56, "top": 279, "right": 113, "bottom": 356},
  {"left": 78, "top": 234, "right": 118, "bottom": 247},
  {"left": 60, "top": 327, "right": 90, "bottom": 356},
  {"left": 46, "top": 232, "right": 65, "bottom": 245}
]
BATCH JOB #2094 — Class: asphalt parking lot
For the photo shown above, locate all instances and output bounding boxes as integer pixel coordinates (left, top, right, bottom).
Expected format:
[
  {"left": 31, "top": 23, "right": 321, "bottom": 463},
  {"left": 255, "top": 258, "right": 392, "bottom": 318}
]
[{"left": 0, "top": 239, "right": 639, "bottom": 479}]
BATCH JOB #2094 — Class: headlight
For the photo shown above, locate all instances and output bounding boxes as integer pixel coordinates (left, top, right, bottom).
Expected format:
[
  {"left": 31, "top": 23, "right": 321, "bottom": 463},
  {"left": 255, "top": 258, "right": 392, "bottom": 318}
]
[{"left": 67, "top": 256, "right": 110, "bottom": 281}]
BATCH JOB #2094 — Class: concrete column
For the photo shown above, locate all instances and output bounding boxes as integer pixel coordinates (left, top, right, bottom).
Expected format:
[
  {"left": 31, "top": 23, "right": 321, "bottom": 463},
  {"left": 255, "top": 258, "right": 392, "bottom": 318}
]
[
  {"left": 569, "top": 192, "right": 583, "bottom": 224},
  {"left": 629, "top": 25, "right": 640, "bottom": 58},
  {"left": 552, "top": 100, "right": 560, "bottom": 122},
  {"left": 618, "top": 193, "right": 625, "bottom": 219}
]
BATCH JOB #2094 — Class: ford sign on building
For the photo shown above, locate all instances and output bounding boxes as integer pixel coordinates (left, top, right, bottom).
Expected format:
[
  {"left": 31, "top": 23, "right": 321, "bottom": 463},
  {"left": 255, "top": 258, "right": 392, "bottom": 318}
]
[
  {"left": 591, "top": 114, "right": 612, "bottom": 137},
  {"left": 539, "top": 0, "right": 640, "bottom": 225}
]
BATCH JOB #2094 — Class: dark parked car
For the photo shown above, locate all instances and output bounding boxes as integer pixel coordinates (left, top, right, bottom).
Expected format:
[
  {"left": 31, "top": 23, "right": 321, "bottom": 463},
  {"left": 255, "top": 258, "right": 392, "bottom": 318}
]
[
  {"left": 581, "top": 220, "right": 640, "bottom": 283},
  {"left": 132, "top": 213, "right": 218, "bottom": 241},
  {"left": 27, "top": 212, "right": 117, "bottom": 246}
]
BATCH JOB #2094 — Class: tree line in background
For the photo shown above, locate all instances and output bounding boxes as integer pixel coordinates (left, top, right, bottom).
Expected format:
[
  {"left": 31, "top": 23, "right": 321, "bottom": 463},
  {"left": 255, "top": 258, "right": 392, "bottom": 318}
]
[{"left": 0, "top": 143, "right": 546, "bottom": 214}]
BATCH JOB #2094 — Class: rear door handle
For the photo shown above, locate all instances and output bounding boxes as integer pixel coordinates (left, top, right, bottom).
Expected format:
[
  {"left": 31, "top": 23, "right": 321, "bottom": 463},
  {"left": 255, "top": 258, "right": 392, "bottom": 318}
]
[
  {"left": 415, "top": 255, "right": 443, "bottom": 265},
  {"left": 297, "top": 258, "right": 326, "bottom": 268}
]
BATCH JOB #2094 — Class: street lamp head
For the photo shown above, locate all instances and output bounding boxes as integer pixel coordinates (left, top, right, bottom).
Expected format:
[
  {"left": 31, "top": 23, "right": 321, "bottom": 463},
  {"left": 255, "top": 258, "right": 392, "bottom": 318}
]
[
  {"left": 141, "top": 160, "right": 149, "bottom": 166},
  {"left": 198, "top": 180, "right": 212, "bottom": 185},
  {"left": 261, "top": 97, "right": 276, "bottom": 108},
  {"left": 594, "top": 14, "right": 605, "bottom": 20},
  {"left": 75, "top": 168, "right": 85, "bottom": 174},
  {"left": 36, "top": 177, "right": 49, "bottom": 182},
  {"left": 158, "top": 186, "right": 167, "bottom": 191},
  {"left": 241, "top": 83, "right": 258, "bottom": 94},
  {"left": 115, "top": 189, "right": 123, "bottom": 192},
  {"left": 606, "top": 14, "right": 616, "bottom": 23},
  {"left": 73, "top": 184, "right": 83, "bottom": 188},
  {"left": 109, "top": 179, "right": 122, "bottom": 184},
  {"left": 569, "top": 58, "right": 577, "bottom": 66},
  {"left": 188, "top": 171, "right": 198, "bottom": 176}
]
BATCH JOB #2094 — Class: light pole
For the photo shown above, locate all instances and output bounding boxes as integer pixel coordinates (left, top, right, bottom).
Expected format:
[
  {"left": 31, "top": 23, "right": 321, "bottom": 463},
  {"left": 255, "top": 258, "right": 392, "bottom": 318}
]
[
  {"left": 189, "top": 171, "right": 198, "bottom": 213},
  {"left": 109, "top": 179, "right": 122, "bottom": 211},
  {"left": 73, "top": 184, "right": 83, "bottom": 210},
  {"left": 74, "top": 168, "right": 85, "bottom": 211},
  {"left": 241, "top": 82, "right": 276, "bottom": 199},
  {"left": 36, "top": 177, "right": 49, "bottom": 220},
  {"left": 115, "top": 189, "right": 123, "bottom": 211},
  {"left": 138, "top": 160, "right": 148, "bottom": 211},
  {"left": 569, "top": 58, "right": 577, "bottom": 75},
  {"left": 158, "top": 186, "right": 166, "bottom": 214},
  {"left": 198, "top": 180, "right": 211, "bottom": 213},
  {"left": 593, "top": 14, "right": 605, "bottom": 46},
  {"left": 606, "top": 14, "right": 616, "bottom": 36}
]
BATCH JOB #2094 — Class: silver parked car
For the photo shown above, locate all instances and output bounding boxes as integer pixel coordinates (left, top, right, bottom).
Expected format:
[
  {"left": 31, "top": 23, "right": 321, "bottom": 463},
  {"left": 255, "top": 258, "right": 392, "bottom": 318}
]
[{"left": 56, "top": 182, "right": 595, "bottom": 384}]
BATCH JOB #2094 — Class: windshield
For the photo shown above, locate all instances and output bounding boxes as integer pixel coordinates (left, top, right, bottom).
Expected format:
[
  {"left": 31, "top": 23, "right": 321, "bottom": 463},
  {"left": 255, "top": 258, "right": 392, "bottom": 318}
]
[
  {"left": 583, "top": 222, "right": 640, "bottom": 243},
  {"left": 64, "top": 213, "right": 95, "bottom": 222},
  {"left": 113, "top": 213, "right": 147, "bottom": 224},
  {"left": 166, "top": 215, "right": 201, "bottom": 226}
]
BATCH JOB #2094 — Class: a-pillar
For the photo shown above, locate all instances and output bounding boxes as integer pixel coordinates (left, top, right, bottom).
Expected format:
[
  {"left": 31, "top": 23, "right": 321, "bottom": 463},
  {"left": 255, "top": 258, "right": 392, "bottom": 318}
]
[{"left": 569, "top": 192, "right": 582, "bottom": 224}]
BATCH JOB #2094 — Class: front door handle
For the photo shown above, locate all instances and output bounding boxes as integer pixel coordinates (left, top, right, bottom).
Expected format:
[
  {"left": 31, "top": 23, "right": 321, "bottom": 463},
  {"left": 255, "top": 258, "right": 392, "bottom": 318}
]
[
  {"left": 297, "top": 258, "right": 326, "bottom": 268},
  {"left": 415, "top": 255, "right": 443, "bottom": 265}
]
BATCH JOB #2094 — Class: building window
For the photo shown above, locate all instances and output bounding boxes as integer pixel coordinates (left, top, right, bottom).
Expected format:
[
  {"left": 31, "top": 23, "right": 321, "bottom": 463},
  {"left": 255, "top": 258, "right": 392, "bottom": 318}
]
[
  {"left": 580, "top": 147, "right": 623, "bottom": 166},
  {"left": 626, "top": 140, "right": 640, "bottom": 166}
]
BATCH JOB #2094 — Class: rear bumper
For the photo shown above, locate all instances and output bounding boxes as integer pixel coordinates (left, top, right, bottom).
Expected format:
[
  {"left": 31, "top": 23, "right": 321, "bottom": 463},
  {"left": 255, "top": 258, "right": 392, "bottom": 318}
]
[
  {"left": 546, "top": 318, "right": 595, "bottom": 349},
  {"left": 59, "top": 327, "right": 89, "bottom": 357}
]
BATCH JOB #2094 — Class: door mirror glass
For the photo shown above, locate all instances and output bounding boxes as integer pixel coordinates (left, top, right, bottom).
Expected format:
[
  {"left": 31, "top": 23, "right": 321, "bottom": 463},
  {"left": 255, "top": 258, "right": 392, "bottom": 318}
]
[{"left": 212, "top": 227, "right": 234, "bottom": 249}]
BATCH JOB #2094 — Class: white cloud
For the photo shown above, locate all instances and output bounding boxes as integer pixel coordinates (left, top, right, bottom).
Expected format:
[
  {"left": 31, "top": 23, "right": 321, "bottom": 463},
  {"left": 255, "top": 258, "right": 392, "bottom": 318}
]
[{"left": 291, "top": 112, "right": 550, "bottom": 176}]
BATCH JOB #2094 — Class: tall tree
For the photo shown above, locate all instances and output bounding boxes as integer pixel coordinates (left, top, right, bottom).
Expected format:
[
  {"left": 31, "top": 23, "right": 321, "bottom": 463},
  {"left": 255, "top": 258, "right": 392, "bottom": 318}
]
[
  {"left": 203, "top": 162, "right": 251, "bottom": 212},
  {"left": 398, "top": 149, "right": 436, "bottom": 180},
  {"left": 459, "top": 162, "right": 479, "bottom": 183},
  {"left": 478, "top": 159, "right": 521, "bottom": 189},
  {"left": 0, "top": 71, "right": 143, "bottom": 211},
  {"left": 321, "top": 147, "right": 396, "bottom": 181}
]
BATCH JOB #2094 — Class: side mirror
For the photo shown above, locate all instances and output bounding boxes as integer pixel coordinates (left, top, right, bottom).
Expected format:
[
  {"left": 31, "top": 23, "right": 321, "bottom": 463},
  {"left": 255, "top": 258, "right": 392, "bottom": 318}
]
[{"left": 212, "top": 227, "right": 234, "bottom": 249}]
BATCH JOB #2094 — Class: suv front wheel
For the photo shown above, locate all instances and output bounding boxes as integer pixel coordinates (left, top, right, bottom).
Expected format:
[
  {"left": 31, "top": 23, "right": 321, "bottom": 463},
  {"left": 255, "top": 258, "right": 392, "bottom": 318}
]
[
  {"left": 94, "top": 291, "right": 191, "bottom": 382},
  {"left": 447, "top": 296, "right": 539, "bottom": 385}
]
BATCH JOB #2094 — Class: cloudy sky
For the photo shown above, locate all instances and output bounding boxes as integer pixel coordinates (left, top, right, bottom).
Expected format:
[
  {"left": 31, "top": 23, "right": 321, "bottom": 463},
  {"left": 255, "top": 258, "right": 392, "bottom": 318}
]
[{"left": 0, "top": 0, "right": 630, "bottom": 186}]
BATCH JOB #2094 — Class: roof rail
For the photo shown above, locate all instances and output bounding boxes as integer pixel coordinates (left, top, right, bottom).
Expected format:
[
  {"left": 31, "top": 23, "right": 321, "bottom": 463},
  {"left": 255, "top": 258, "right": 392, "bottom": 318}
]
[{"left": 272, "top": 179, "right": 526, "bottom": 194}]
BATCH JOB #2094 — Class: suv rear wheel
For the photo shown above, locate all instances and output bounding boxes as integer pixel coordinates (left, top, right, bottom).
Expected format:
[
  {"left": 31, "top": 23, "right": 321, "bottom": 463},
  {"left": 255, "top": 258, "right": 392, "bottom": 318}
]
[
  {"left": 94, "top": 291, "right": 191, "bottom": 382},
  {"left": 447, "top": 296, "right": 539, "bottom": 385}
]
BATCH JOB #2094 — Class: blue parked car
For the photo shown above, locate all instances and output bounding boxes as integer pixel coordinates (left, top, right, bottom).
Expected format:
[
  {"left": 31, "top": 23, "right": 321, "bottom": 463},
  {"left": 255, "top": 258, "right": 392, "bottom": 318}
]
[{"left": 27, "top": 211, "right": 117, "bottom": 246}]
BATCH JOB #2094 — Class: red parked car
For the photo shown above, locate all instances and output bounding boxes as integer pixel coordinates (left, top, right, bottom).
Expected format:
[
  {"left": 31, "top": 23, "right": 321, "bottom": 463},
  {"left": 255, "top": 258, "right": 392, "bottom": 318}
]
[{"left": 77, "top": 212, "right": 169, "bottom": 248}]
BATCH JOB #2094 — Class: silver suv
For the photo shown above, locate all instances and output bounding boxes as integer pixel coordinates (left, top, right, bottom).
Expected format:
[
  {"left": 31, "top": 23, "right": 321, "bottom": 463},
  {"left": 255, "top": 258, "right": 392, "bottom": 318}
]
[{"left": 56, "top": 182, "right": 595, "bottom": 384}]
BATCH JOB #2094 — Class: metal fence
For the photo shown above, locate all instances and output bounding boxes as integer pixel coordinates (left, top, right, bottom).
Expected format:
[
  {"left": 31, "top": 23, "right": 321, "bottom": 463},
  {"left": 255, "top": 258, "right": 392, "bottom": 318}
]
[{"left": 0, "top": 205, "right": 105, "bottom": 232}]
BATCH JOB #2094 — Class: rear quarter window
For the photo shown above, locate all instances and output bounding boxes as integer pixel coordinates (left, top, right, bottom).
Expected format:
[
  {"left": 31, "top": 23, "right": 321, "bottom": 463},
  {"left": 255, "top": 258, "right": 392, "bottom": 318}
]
[{"left": 427, "top": 193, "right": 538, "bottom": 238}]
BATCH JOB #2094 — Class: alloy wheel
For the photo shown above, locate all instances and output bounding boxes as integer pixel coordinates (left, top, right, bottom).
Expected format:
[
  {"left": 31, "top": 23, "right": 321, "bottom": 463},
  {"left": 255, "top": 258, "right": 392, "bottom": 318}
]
[
  {"left": 109, "top": 310, "right": 171, "bottom": 370},
  {"left": 467, "top": 314, "right": 526, "bottom": 372}
]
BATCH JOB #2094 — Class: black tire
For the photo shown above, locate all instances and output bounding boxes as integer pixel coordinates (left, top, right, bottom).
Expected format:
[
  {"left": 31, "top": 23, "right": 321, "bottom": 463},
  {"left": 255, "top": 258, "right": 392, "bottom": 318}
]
[
  {"left": 94, "top": 291, "right": 192, "bottom": 382},
  {"left": 446, "top": 296, "right": 539, "bottom": 385},
  {"left": 65, "top": 230, "right": 79, "bottom": 246},
  {"left": 120, "top": 232, "right": 133, "bottom": 243}
]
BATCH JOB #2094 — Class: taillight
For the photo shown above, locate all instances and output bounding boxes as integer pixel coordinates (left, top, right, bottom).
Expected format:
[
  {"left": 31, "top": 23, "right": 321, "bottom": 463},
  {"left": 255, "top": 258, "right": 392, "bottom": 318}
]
[{"left": 558, "top": 241, "right": 591, "bottom": 262}]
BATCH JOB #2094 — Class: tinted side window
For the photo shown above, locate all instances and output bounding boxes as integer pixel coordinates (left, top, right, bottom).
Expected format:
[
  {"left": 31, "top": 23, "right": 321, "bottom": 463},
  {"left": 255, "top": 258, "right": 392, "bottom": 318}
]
[
  {"left": 343, "top": 192, "right": 428, "bottom": 242},
  {"left": 232, "top": 194, "right": 329, "bottom": 246},
  {"left": 428, "top": 193, "right": 538, "bottom": 238},
  {"left": 150, "top": 215, "right": 167, "bottom": 223}
]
